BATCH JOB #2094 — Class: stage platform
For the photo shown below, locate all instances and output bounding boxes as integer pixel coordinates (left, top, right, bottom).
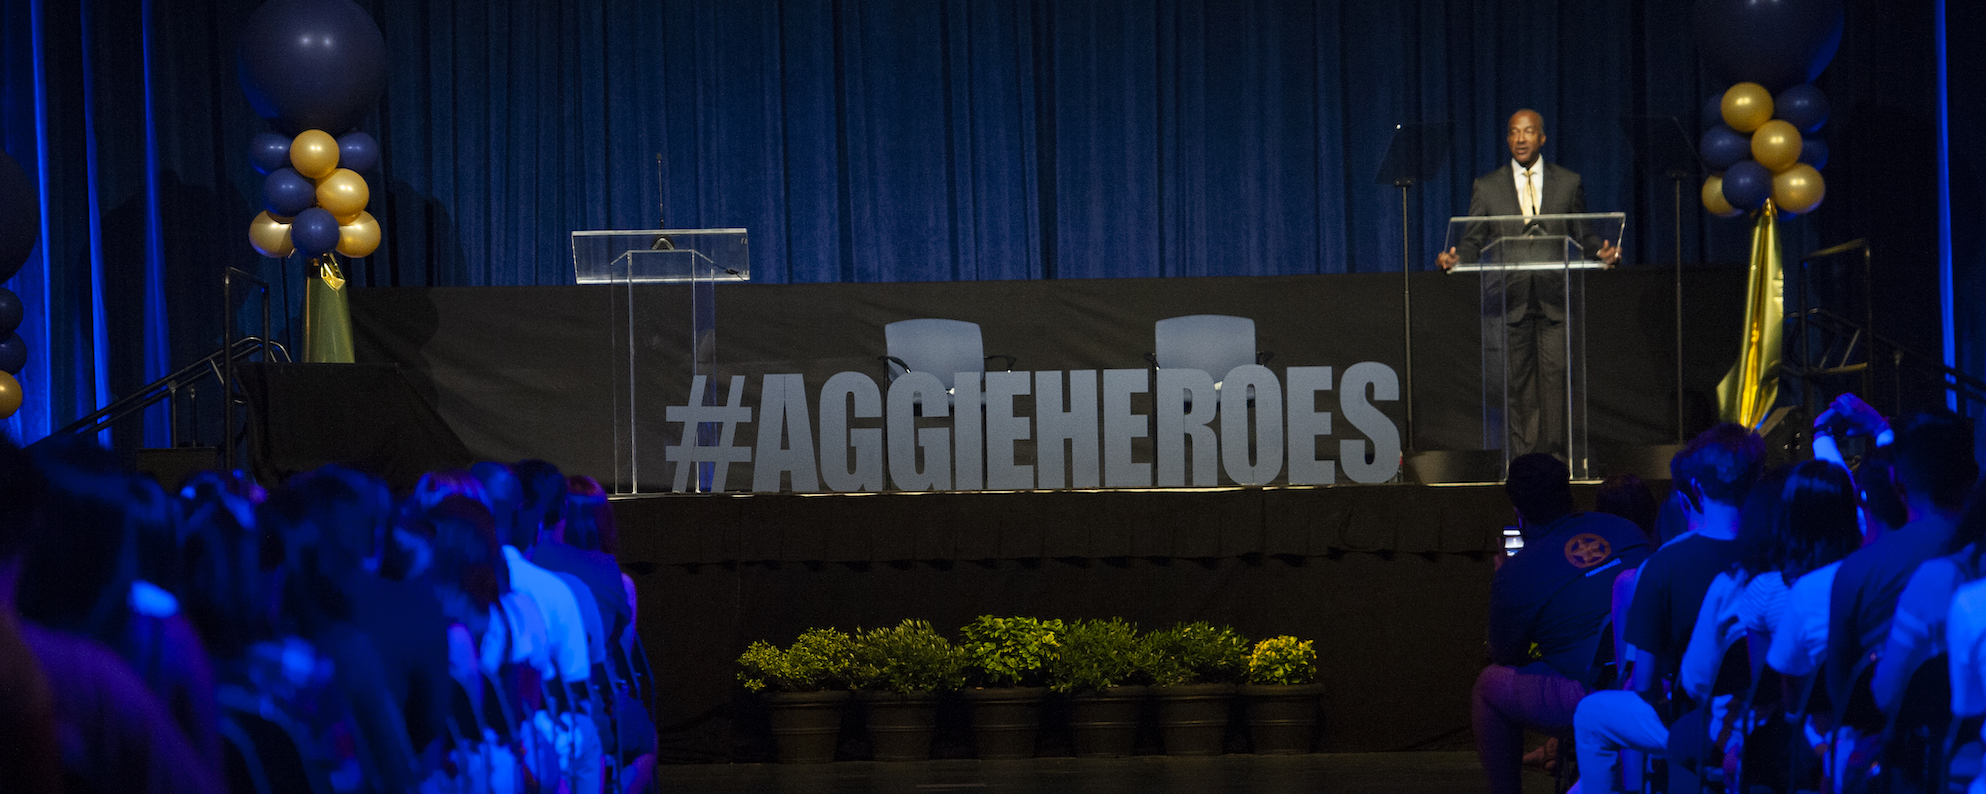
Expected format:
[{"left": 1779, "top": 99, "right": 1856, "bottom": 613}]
[
  {"left": 617, "top": 481, "right": 1629, "bottom": 763},
  {"left": 657, "top": 752, "right": 1557, "bottom": 793}
]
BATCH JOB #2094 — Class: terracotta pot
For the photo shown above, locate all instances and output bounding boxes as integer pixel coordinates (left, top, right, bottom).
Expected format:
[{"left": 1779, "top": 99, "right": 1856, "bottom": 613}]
[
  {"left": 765, "top": 690, "right": 850, "bottom": 763},
  {"left": 961, "top": 686, "right": 1046, "bottom": 759},
  {"left": 1239, "top": 683, "right": 1324, "bottom": 754},
  {"left": 859, "top": 690, "right": 938, "bottom": 761},
  {"left": 1069, "top": 685, "right": 1148, "bottom": 758},
  {"left": 1152, "top": 683, "right": 1235, "bottom": 756}
]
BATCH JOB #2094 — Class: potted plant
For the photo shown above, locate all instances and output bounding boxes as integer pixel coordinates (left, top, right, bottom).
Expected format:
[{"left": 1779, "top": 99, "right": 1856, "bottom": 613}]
[
  {"left": 958, "top": 615, "right": 1064, "bottom": 759},
  {"left": 1048, "top": 617, "right": 1153, "bottom": 758},
  {"left": 737, "top": 628, "right": 856, "bottom": 763},
  {"left": 1144, "top": 621, "right": 1249, "bottom": 756},
  {"left": 1239, "top": 635, "right": 1324, "bottom": 754},
  {"left": 850, "top": 619, "right": 967, "bottom": 761}
]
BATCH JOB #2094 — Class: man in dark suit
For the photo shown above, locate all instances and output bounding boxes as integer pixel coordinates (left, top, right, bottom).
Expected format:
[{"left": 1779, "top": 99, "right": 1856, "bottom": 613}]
[{"left": 1437, "top": 109, "right": 1620, "bottom": 460}]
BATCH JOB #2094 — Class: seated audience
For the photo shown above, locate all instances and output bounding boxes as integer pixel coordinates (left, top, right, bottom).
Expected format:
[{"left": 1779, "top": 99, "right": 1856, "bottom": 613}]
[
  {"left": 1474, "top": 453, "right": 1652, "bottom": 794},
  {"left": 1572, "top": 423, "right": 1762, "bottom": 793},
  {"left": 1874, "top": 478, "right": 1986, "bottom": 714}
]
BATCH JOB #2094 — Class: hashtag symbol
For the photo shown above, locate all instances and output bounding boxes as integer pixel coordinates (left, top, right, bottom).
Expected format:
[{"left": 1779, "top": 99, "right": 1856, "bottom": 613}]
[{"left": 665, "top": 375, "right": 753, "bottom": 492}]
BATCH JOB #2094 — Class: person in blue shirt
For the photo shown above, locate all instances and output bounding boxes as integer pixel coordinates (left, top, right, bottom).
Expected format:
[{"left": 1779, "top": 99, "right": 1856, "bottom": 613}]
[{"left": 1474, "top": 453, "right": 1653, "bottom": 794}]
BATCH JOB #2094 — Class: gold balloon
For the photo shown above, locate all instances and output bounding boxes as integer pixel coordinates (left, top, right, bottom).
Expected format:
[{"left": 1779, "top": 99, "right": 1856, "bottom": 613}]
[
  {"left": 289, "top": 129, "right": 339, "bottom": 179},
  {"left": 1702, "top": 174, "right": 1741, "bottom": 218},
  {"left": 1772, "top": 164, "right": 1825, "bottom": 215},
  {"left": 248, "top": 210, "right": 294, "bottom": 258},
  {"left": 0, "top": 371, "right": 20, "bottom": 419},
  {"left": 1721, "top": 82, "right": 1774, "bottom": 133},
  {"left": 337, "top": 211, "right": 381, "bottom": 258},
  {"left": 1750, "top": 120, "right": 1803, "bottom": 173},
  {"left": 315, "top": 168, "right": 370, "bottom": 219}
]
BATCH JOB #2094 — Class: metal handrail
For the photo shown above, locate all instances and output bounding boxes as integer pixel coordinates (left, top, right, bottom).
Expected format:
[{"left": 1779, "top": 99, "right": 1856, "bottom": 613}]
[
  {"left": 54, "top": 335, "right": 288, "bottom": 439},
  {"left": 223, "top": 268, "right": 275, "bottom": 470}
]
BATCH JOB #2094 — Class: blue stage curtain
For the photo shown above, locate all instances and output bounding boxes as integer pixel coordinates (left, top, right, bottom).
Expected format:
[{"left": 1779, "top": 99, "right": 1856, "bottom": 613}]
[{"left": 0, "top": 0, "right": 1965, "bottom": 442}]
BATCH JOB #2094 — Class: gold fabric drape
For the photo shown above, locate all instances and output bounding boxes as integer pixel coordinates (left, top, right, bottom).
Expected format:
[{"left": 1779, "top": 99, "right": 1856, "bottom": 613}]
[
  {"left": 1715, "top": 200, "right": 1783, "bottom": 428},
  {"left": 303, "top": 255, "right": 355, "bottom": 364}
]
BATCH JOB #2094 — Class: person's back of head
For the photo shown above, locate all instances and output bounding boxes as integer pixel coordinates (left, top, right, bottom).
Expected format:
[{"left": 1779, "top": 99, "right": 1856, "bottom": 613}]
[
  {"left": 1595, "top": 474, "right": 1659, "bottom": 542},
  {"left": 16, "top": 435, "right": 147, "bottom": 638},
  {"left": 178, "top": 488, "right": 266, "bottom": 660},
  {"left": 1670, "top": 423, "right": 1765, "bottom": 510},
  {"left": 1505, "top": 453, "right": 1573, "bottom": 532},
  {"left": 0, "top": 434, "right": 46, "bottom": 568},
  {"left": 1736, "top": 466, "right": 1793, "bottom": 578},
  {"left": 513, "top": 459, "right": 567, "bottom": 545},
  {"left": 561, "top": 475, "right": 616, "bottom": 554},
  {"left": 421, "top": 495, "right": 509, "bottom": 623},
  {"left": 1774, "top": 460, "right": 1863, "bottom": 581},
  {"left": 1854, "top": 455, "right": 1910, "bottom": 540},
  {"left": 1891, "top": 412, "right": 1979, "bottom": 515},
  {"left": 470, "top": 461, "right": 528, "bottom": 547}
]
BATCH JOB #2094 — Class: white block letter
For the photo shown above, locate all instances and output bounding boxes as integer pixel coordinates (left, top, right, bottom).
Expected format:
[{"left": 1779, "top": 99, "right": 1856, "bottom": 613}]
[
  {"left": 1219, "top": 364, "right": 1283, "bottom": 485},
  {"left": 753, "top": 373, "right": 820, "bottom": 492},
  {"left": 1284, "top": 366, "right": 1335, "bottom": 486},
  {"left": 1102, "top": 369, "right": 1152, "bottom": 488},
  {"left": 1340, "top": 362, "right": 1402, "bottom": 484},
  {"left": 819, "top": 372, "right": 885, "bottom": 492},
  {"left": 1156, "top": 369, "right": 1218, "bottom": 487},
  {"left": 886, "top": 372, "right": 952, "bottom": 491}
]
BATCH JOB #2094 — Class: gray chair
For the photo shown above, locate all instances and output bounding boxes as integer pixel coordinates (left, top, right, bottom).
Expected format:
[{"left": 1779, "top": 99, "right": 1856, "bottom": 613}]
[
  {"left": 1147, "top": 314, "right": 1272, "bottom": 401},
  {"left": 880, "top": 319, "right": 1014, "bottom": 407}
]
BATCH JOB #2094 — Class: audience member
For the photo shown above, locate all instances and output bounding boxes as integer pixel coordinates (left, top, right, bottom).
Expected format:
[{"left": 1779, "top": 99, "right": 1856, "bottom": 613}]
[
  {"left": 0, "top": 436, "right": 62, "bottom": 793},
  {"left": 1595, "top": 474, "right": 1660, "bottom": 543},
  {"left": 1473, "top": 453, "right": 1652, "bottom": 794},
  {"left": 1873, "top": 478, "right": 1986, "bottom": 713},
  {"left": 1572, "top": 423, "right": 1762, "bottom": 793}
]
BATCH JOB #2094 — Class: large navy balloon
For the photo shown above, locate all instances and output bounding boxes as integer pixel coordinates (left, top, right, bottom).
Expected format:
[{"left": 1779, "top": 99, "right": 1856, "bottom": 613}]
[
  {"left": 0, "top": 151, "right": 38, "bottom": 284},
  {"left": 290, "top": 208, "right": 341, "bottom": 256},
  {"left": 238, "top": 0, "right": 387, "bottom": 135},
  {"left": 0, "top": 333, "right": 24, "bottom": 375},
  {"left": 1694, "top": 0, "right": 1845, "bottom": 92},
  {"left": 1701, "top": 126, "right": 1753, "bottom": 170},
  {"left": 263, "top": 168, "right": 317, "bottom": 217},
  {"left": 1722, "top": 161, "right": 1774, "bottom": 210},
  {"left": 1775, "top": 84, "right": 1831, "bottom": 133}
]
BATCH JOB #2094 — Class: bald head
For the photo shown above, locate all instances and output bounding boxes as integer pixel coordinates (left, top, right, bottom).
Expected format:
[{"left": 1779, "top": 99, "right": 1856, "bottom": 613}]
[{"left": 1506, "top": 109, "right": 1546, "bottom": 167}]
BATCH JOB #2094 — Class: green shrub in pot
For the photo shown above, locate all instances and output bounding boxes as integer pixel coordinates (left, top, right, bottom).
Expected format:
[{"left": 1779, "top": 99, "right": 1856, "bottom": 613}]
[
  {"left": 1143, "top": 621, "right": 1250, "bottom": 687},
  {"left": 1047, "top": 618, "right": 1153, "bottom": 695},
  {"left": 1244, "top": 635, "right": 1317, "bottom": 686},
  {"left": 851, "top": 619, "right": 967, "bottom": 694},
  {"left": 737, "top": 627, "right": 857, "bottom": 693},
  {"left": 959, "top": 615, "right": 1064, "bottom": 688}
]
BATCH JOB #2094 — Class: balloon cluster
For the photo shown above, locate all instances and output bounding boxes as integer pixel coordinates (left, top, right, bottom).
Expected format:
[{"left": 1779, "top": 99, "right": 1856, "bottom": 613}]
[
  {"left": 236, "top": 0, "right": 387, "bottom": 260},
  {"left": 1692, "top": 0, "right": 1844, "bottom": 219},
  {"left": 248, "top": 129, "right": 381, "bottom": 258},
  {"left": 0, "top": 151, "right": 35, "bottom": 419},
  {"left": 1700, "top": 82, "right": 1830, "bottom": 217}
]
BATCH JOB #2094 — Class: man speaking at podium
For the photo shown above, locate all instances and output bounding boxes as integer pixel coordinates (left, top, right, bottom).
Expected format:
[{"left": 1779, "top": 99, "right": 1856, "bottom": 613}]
[{"left": 1437, "top": 109, "right": 1621, "bottom": 458}]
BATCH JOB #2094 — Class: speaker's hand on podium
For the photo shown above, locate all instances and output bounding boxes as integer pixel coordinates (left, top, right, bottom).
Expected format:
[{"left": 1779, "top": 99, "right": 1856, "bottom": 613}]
[
  {"left": 1597, "top": 240, "right": 1622, "bottom": 268},
  {"left": 1437, "top": 247, "right": 1459, "bottom": 271}
]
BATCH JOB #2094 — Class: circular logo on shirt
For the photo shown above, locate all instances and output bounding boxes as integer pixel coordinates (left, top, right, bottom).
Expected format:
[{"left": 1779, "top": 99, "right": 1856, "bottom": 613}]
[{"left": 1564, "top": 534, "right": 1612, "bottom": 568}]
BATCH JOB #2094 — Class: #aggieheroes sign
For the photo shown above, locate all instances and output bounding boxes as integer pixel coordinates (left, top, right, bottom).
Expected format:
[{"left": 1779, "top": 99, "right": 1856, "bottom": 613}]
[{"left": 662, "top": 363, "right": 1402, "bottom": 493}]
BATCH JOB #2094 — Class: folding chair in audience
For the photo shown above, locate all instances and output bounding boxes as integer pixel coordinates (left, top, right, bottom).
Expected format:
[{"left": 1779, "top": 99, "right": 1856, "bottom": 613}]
[
  {"left": 1689, "top": 640, "right": 1756, "bottom": 794},
  {"left": 1782, "top": 671, "right": 1832, "bottom": 793},
  {"left": 1550, "top": 621, "right": 1619, "bottom": 793},
  {"left": 217, "top": 685, "right": 334, "bottom": 794},
  {"left": 1881, "top": 654, "right": 1954, "bottom": 794},
  {"left": 1945, "top": 715, "right": 1984, "bottom": 794},
  {"left": 1825, "top": 657, "right": 1886, "bottom": 794}
]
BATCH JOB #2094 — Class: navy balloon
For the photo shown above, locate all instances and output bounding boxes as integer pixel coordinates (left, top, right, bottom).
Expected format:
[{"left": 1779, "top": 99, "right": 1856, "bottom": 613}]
[
  {"left": 1701, "top": 126, "right": 1753, "bottom": 170},
  {"left": 0, "top": 151, "right": 39, "bottom": 284},
  {"left": 1775, "top": 84, "right": 1830, "bottom": 133},
  {"left": 1800, "top": 138, "right": 1830, "bottom": 170},
  {"left": 290, "top": 208, "right": 341, "bottom": 256},
  {"left": 336, "top": 132, "right": 380, "bottom": 173},
  {"left": 238, "top": 0, "right": 387, "bottom": 135},
  {"left": 0, "top": 288, "right": 19, "bottom": 335},
  {"left": 1694, "top": 0, "right": 1845, "bottom": 91},
  {"left": 1702, "top": 95, "right": 1727, "bottom": 128},
  {"left": 248, "top": 132, "right": 293, "bottom": 174},
  {"left": 263, "top": 168, "right": 317, "bottom": 217},
  {"left": 0, "top": 333, "right": 23, "bottom": 376},
  {"left": 1721, "top": 161, "right": 1774, "bottom": 210}
]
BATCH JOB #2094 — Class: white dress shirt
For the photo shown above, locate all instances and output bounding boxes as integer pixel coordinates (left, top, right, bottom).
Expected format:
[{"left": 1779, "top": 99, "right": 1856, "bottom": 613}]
[
  {"left": 1767, "top": 560, "right": 1842, "bottom": 675},
  {"left": 502, "top": 545, "right": 592, "bottom": 684},
  {"left": 1511, "top": 157, "right": 1545, "bottom": 218}
]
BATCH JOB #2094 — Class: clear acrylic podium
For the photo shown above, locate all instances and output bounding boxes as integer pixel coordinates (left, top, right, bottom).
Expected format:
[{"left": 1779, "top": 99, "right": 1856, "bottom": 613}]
[
  {"left": 1443, "top": 212, "right": 1624, "bottom": 479},
  {"left": 571, "top": 228, "right": 750, "bottom": 494}
]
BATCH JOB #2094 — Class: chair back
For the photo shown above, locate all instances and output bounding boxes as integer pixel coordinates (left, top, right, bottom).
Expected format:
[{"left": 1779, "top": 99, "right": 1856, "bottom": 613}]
[
  {"left": 218, "top": 686, "right": 333, "bottom": 794},
  {"left": 1153, "top": 315, "right": 1257, "bottom": 385},
  {"left": 884, "top": 319, "right": 986, "bottom": 391}
]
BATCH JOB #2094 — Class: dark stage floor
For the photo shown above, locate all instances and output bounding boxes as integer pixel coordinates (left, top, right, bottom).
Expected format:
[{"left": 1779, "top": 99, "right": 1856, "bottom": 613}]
[{"left": 656, "top": 752, "right": 1558, "bottom": 794}]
